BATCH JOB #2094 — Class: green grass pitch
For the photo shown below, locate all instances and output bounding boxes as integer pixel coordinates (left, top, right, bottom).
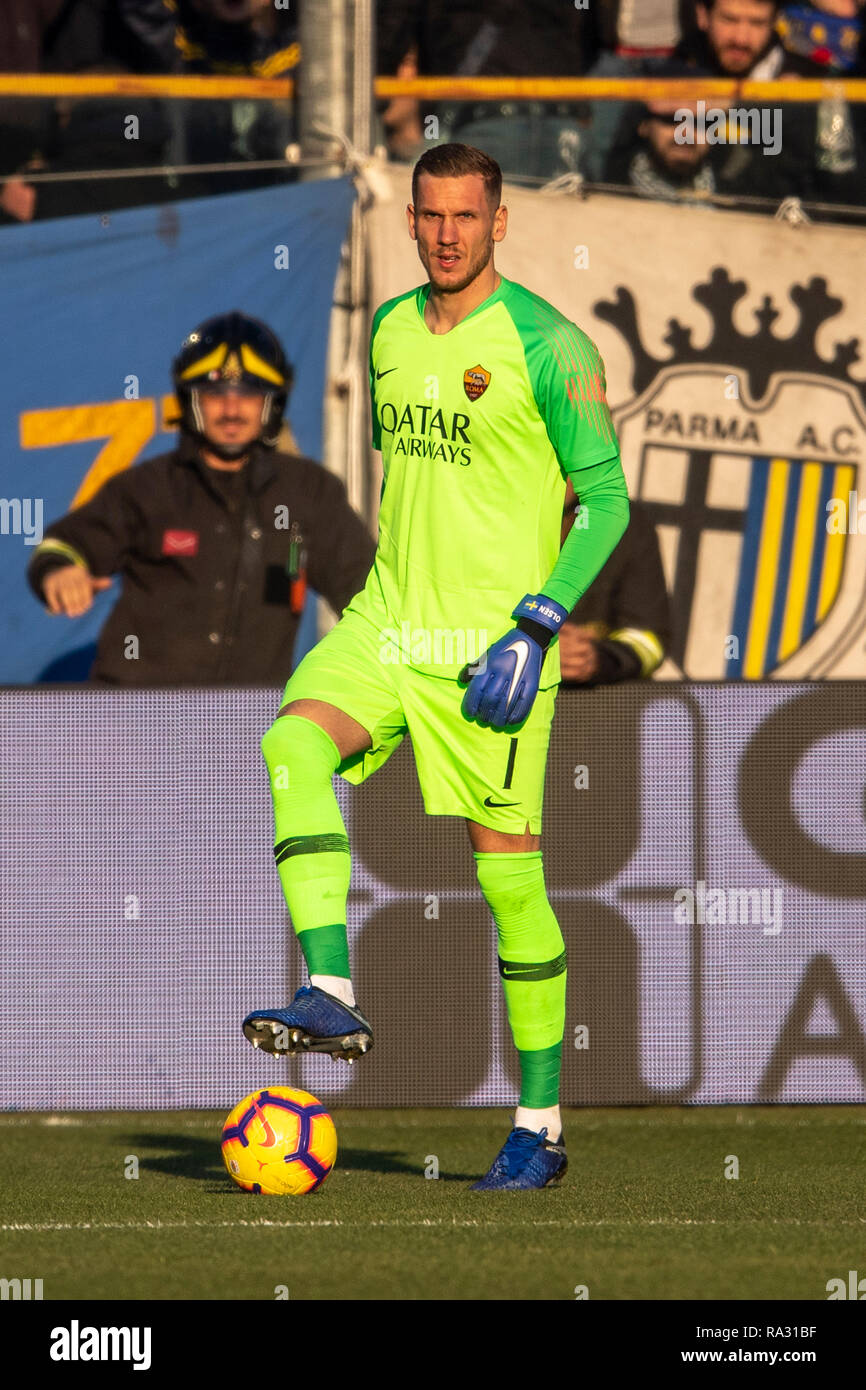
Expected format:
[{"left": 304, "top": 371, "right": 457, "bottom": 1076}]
[{"left": 0, "top": 1106, "right": 862, "bottom": 1301}]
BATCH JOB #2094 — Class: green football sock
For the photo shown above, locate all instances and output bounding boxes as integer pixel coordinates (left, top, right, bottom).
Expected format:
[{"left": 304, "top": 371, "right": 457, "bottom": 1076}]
[
  {"left": 474, "top": 850, "right": 566, "bottom": 1108},
  {"left": 260, "top": 715, "right": 352, "bottom": 979}
]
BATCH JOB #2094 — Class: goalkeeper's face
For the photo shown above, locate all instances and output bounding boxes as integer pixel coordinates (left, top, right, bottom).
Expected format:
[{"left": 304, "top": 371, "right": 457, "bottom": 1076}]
[{"left": 408, "top": 173, "right": 506, "bottom": 294}]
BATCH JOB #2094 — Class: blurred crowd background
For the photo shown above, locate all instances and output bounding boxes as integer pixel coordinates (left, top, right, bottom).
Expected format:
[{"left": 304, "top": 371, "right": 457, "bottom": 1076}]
[{"left": 1, "top": 0, "right": 864, "bottom": 224}]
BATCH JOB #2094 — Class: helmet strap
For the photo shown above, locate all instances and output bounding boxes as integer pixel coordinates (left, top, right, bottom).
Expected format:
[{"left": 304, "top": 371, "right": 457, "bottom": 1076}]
[{"left": 190, "top": 388, "right": 206, "bottom": 437}]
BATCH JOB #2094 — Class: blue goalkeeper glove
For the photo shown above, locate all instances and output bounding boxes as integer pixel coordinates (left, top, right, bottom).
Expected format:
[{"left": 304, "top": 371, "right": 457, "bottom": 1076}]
[{"left": 459, "top": 594, "right": 569, "bottom": 730}]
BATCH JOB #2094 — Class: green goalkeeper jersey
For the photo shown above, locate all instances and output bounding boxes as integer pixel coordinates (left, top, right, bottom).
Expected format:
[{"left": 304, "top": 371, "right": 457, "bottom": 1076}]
[{"left": 354, "top": 273, "right": 628, "bottom": 683}]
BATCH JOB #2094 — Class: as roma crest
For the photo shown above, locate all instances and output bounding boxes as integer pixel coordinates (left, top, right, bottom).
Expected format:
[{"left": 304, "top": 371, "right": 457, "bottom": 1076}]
[{"left": 463, "top": 364, "right": 491, "bottom": 401}]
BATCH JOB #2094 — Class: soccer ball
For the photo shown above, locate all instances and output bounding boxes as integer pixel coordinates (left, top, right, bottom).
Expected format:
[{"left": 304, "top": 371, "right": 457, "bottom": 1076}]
[{"left": 221, "top": 1086, "right": 337, "bottom": 1195}]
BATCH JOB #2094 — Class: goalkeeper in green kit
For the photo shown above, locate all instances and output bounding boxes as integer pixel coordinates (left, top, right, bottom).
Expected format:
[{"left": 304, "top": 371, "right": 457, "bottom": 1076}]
[{"left": 243, "top": 143, "right": 628, "bottom": 1189}]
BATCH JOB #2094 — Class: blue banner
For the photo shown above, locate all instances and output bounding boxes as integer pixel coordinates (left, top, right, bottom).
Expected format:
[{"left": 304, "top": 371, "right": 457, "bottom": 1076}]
[{"left": 0, "top": 177, "right": 355, "bottom": 682}]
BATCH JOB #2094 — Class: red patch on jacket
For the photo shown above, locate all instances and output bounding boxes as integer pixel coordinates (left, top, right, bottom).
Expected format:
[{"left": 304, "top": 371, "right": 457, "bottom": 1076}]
[{"left": 162, "top": 529, "right": 199, "bottom": 556}]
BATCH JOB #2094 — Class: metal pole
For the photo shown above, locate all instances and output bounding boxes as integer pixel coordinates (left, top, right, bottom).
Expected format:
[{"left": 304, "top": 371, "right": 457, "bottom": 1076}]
[
  {"left": 344, "top": 0, "right": 375, "bottom": 524},
  {"left": 298, "top": 0, "right": 351, "bottom": 174},
  {"left": 299, "top": 2, "right": 377, "bottom": 635},
  {"left": 353, "top": 0, "right": 374, "bottom": 156}
]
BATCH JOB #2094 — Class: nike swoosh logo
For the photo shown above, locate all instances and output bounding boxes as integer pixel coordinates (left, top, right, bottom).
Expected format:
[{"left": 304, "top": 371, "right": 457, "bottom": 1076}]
[
  {"left": 376, "top": 367, "right": 398, "bottom": 378},
  {"left": 253, "top": 1100, "right": 278, "bottom": 1148},
  {"left": 484, "top": 795, "right": 519, "bottom": 808},
  {"left": 503, "top": 638, "right": 531, "bottom": 706}
]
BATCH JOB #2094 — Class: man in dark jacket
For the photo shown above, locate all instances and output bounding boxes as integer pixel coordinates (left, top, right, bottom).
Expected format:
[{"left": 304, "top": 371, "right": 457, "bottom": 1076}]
[
  {"left": 675, "top": 0, "right": 862, "bottom": 205},
  {"left": 118, "top": 0, "right": 299, "bottom": 76},
  {"left": 0, "top": 0, "right": 64, "bottom": 222},
  {"left": 558, "top": 496, "right": 671, "bottom": 685},
  {"left": 376, "top": 0, "right": 592, "bottom": 178},
  {"left": 26, "top": 312, "right": 375, "bottom": 686},
  {"left": 117, "top": 0, "right": 299, "bottom": 193}
]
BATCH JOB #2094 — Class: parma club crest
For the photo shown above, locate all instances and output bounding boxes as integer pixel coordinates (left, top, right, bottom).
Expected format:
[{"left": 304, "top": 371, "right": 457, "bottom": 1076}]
[
  {"left": 463, "top": 364, "right": 491, "bottom": 401},
  {"left": 596, "top": 270, "right": 866, "bottom": 678}
]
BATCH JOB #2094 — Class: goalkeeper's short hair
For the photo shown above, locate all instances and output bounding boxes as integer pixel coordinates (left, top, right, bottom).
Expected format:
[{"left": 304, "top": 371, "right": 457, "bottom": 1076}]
[{"left": 412, "top": 143, "right": 503, "bottom": 211}]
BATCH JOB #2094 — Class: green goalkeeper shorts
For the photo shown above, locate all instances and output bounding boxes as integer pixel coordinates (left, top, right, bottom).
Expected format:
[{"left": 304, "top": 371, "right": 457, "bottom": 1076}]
[{"left": 278, "top": 602, "right": 559, "bottom": 835}]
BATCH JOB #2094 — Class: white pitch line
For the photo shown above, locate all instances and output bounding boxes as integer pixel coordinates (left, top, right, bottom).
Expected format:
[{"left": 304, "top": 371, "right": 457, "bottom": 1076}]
[
  {"left": 0, "top": 1117, "right": 222, "bottom": 1128},
  {"left": 1, "top": 1217, "right": 864, "bottom": 1234},
  {"left": 2, "top": 1115, "right": 864, "bottom": 1129}
]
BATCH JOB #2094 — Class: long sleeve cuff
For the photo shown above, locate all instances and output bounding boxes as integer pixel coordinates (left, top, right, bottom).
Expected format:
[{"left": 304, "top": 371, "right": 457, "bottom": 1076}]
[{"left": 27, "top": 539, "right": 90, "bottom": 602}]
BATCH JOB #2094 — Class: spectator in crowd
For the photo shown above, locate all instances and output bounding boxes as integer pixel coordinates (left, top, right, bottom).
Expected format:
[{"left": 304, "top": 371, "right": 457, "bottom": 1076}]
[
  {"left": 379, "top": 40, "right": 425, "bottom": 163},
  {"left": 118, "top": 0, "right": 298, "bottom": 194},
  {"left": 777, "top": 0, "right": 866, "bottom": 183},
  {"left": 0, "top": 0, "right": 64, "bottom": 75},
  {"left": 675, "top": 0, "right": 863, "bottom": 204},
  {"left": 26, "top": 313, "right": 375, "bottom": 686},
  {"left": 678, "top": 0, "right": 788, "bottom": 73},
  {"left": 0, "top": 1, "right": 64, "bottom": 224},
  {"left": 44, "top": 0, "right": 143, "bottom": 71},
  {"left": 604, "top": 68, "right": 719, "bottom": 201},
  {"left": 2, "top": 0, "right": 173, "bottom": 223},
  {"left": 28, "top": 74, "right": 174, "bottom": 220},
  {"left": 377, "top": 1, "right": 592, "bottom": 181},
  {"left": 119, "top": 0, "right": 299, "bottom": 77},
  {"left": 581, "top": 0, "right": 686, "bottom": 182},
  {"left": 558, "top": 494, "right": 671, "bottom": 686},
  {"left": 778, "top": 0, "right": 865, "bottom": 72}
]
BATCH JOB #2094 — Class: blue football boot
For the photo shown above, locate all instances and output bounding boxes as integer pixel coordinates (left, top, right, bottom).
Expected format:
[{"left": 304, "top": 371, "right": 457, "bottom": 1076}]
[
  {"left": 243, "top": 985, "right": 374, "bottom": 1063},
  {"left": 470, "top": 1124, "right": 567, "bottom": 1191}
]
